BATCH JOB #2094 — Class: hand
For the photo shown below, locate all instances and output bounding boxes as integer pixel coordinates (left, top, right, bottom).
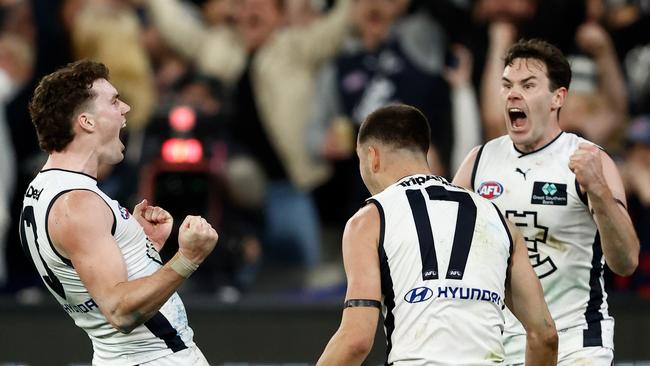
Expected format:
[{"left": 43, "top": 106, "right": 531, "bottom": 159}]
[
  {"left": 322, "top": 117, "right": 355, "bottom": 160},
  {"left": 133, "top": 199, "right": 173, "bottom": 247},
  {"left": 569, "top": 143, "right": 608, "bottom": 196},
  {"left": 444, "top": 44, "right": 473, "bottom": 88},
  {"left": 575, "top": 22, "right": 613, "bottom": 58},
  {"left": 178, "top": 215, "right": 219, "bottom": 265}
]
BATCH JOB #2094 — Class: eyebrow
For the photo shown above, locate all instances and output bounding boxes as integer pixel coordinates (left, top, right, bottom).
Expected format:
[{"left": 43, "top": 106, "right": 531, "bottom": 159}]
[{"left": 501, "top": 76, "right": 538, "bottom": 83}]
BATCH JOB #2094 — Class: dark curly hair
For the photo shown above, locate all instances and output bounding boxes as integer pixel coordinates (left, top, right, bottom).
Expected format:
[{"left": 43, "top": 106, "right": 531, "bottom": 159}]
[
  {"left": 504, "top": 39, "right": 571, "bottom": 92},
  {"left": 29, "top": 60, "right": 109, "bottom": 152}
]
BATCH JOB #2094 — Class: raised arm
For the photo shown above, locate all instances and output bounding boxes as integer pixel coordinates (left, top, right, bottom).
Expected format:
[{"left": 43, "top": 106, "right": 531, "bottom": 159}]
[
  {"left": 145, "top": 0, "right": 211, "bottom": 62},
  {"left": 570, "top": 143, "right": 640, "bottom": 276},
  {"left": 291, "top": 0, "right": 352, "bottom": 67},
  {"left": 504, "top": 221, "right": 558, "bottom": 366},
  {"left": 49, "top": 190, "right": 218, "bottom": 334},
  {"left": 480, "top": 22, "right": 515, "bottom": 139},
  {"left": 317, "top": 203, "right": 381, "bottom": 366}
]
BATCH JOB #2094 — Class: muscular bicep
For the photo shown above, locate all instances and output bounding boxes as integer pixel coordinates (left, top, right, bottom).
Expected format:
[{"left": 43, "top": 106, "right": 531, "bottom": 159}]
[
  {"left": 452, "top": 145, "right": 481, "bottom": 190},
  {"left": 49, "top": 191, "right": 127, "bottom": 313},
  {"left": 339, "top": 204, "right": 382, "bottom": 342},
  {"left": 343, "top": 204, "right": 382, "bottom": 302}
]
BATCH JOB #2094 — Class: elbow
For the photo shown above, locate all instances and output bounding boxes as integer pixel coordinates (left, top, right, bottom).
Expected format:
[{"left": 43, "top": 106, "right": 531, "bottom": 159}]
[
  {"left": 105, "top": 306, "right": 142, "bottom": 334},
  {"left": 610, "top": 243, "right": 640, "bottom": 277},
  {"left": 528, "top": 320, "right": 558, "bottom": 354},
  {"left": 611, "top": 256, "right": 638, "bottom": 277},
  {"left": 344, "top": 333, "right": 374, "bottom": 359},
  {"left": 107, "top": 316, "right": 136, "bottom": 334}
]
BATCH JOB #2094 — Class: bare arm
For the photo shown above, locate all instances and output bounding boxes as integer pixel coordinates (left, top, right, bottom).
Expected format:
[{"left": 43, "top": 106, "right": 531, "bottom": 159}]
[
  {"left": 445, "top": 44, "right": 481, "bottom": 175},
  {"left": 480, "top": 22, "right": 515, "bottom": 139},
  {"left": 49, "top": 191, "right": 218, "bottom": 333},
  {"left": 291, "top": 0, "right": 352, "bottom": 67},
  {"left": 451, "top": 145, "right": 481, "bottom": 190},
  {"left": 504, "top": 221, "right": 558, "bottom": 366},
  {"left": 145, "top": 0, "right": 211, "bottom": 61},
  {"left": 317, "top": 204, "right": 381, "bottom": 366},
  {"left": 576, "top": 22, "right": 628, "bottom": 116},
  {"left": 570, "top": 143, "right": 639, "bottom": 275}
]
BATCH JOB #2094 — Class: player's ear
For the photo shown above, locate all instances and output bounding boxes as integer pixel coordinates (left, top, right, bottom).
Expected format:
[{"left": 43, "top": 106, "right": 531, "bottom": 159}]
[
  {"left": 77, "top": 113, "right": 95, "bottom": 132},
  {"left": 551, "top": 87, "right": 568, "bottom": 111},
  {"left": 369, "top": 145, "right": 380, "bottom": 173}
]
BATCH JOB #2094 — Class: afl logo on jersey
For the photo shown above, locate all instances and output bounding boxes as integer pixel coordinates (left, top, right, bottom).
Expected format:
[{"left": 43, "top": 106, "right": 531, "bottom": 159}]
[
  {"left": 477, "top": 181, "right": 503, "bottom": 200},
  {"left": 119, "top": 205, "right": 131, "bottom": 220},
  {"left": 404, "top": 287, "right": 434, "bottom": 304}
]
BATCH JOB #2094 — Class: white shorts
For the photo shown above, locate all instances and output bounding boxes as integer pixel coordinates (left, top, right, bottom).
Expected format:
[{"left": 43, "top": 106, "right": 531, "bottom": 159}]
[
  {"left": 139, "top": 344, "right": 210, "bottom": 366},
  {"left": 557, "top": 346, "right": 613, "bottom": 366},
  {"left": 505, "top": 346, "right": 613, "bottom": 366}
]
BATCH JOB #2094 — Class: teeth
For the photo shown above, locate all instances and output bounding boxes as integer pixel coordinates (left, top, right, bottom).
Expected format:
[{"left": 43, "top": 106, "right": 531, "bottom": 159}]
[{"left": 509, "top": 108, "right": 523, "bottom": 113}]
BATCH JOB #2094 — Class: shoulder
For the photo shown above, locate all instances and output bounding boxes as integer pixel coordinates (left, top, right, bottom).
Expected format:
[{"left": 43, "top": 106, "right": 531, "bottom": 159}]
[
  {"left": 49, "top": 190, "right": 114, "bottom": 234},
  {"left": 346, "top": 203, "right": 381, "bottom": 233}
]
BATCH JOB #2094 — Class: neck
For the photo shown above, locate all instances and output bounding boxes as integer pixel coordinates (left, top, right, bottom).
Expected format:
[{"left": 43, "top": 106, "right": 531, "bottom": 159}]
[
  {"left": 514, "top": 121, "right": 563, "bottom": 153},
  {"left": 373, "top": 157, "right": 431, "bottom": 194},
  {"left": 42, "top": 148, "right": 98, "bottom": 178}
]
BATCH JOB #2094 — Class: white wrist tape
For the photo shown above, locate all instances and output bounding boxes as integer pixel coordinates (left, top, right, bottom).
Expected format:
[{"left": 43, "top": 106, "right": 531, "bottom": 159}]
[{"left": 169, "top": 252, "right": 199, "bottom": 278}]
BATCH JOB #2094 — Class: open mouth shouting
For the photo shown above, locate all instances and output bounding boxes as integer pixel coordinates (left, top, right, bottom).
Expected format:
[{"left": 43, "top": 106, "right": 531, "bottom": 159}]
[{"left": 508, "top": 107, "right": 527, "bottom": 130}]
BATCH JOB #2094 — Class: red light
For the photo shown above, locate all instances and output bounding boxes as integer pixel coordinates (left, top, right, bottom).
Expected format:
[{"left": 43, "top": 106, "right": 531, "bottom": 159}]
[
  {"left": 185, "top": 139, "right": 203, "bottom": 163},
  {"left": 161, "top": 138, "right": 203, "bottom": 163},
  {"left": 169, "top": 106, "right": 196, "bottom": 132}
]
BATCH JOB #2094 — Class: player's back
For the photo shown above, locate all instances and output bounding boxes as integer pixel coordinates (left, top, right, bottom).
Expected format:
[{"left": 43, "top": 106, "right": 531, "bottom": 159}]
[{"left": 368, "top": 174, "right": 512, "bottom": 365}]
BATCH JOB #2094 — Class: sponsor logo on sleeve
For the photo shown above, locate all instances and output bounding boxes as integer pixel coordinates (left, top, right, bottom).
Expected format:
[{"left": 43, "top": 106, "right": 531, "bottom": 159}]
[
  {"left": 476, "top": 181, "right": 504, "bottom": 199},
  {"left": 531, "top": 182, "right": 567, "bottom": 206}
]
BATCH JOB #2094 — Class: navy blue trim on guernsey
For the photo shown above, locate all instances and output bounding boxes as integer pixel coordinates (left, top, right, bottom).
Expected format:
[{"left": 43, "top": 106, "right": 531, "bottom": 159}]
[
  {"left": 583, "top": 232, "right": 604, "bottom": 347},
  {"left": 144, "top": 312, "right": 187, "bottom": 353},
  {"left": 470, "top": 144, "right": 485, "bottom": 191},
  {"left": 45, "top": 189, "right": 117, "bottom": 267},
  {"left": 40, "top": 168, "right": 98, "bottom": 181},
  {"left": 366, "top": 199, "right": 395, "bottom": 366},
  {"left": 575, "top": 178, "right": 589, "bottom": 206},
  {"left": 514, "top": 132, "right": 564, "bottom": 158},
  {"left": 406, "top": 189, "right": 439, "bottom": 280}
]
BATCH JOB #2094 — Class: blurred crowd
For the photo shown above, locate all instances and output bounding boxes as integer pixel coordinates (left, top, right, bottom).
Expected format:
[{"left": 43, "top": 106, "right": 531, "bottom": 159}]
[{"left": 0, "top": 0, "right": 649, "bottom": 302}]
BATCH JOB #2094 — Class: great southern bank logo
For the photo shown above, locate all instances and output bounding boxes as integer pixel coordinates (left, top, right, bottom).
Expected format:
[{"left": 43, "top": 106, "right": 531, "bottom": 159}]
[
  {"left": 477, "top": 181, "right": 503, "bottom": 200},
  {"left": 404, "top": 287, "right": 434, "bottom": 303}
]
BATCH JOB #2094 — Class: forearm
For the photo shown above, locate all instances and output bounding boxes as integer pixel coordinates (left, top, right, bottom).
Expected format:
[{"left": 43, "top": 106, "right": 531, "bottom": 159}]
[
  {"left": 106, "top": 257, "right": 188, "bottom": 333},
  {"left": 525, "top": 331, "right": 558, "bottom": 366},
  {"left": 317, "top": 329, "right": 370, "bottom": 366},
  {"left": 450, "top": 84, "right": 481, "bottom": 173},
  {"left": 297, "top": 0, "right": 351, "bottom": 65},
  {"left": 594, "top": 46, "right": 628, "bottom": 116},
  {"left": 480, "top": 40, "right": 509, "bottom": 139},
  {"left": 145, "top": 0, "right": 207, "bottom": 60},
  {"left": 589, "top": 192, "right": 640, "bottom": 276}
]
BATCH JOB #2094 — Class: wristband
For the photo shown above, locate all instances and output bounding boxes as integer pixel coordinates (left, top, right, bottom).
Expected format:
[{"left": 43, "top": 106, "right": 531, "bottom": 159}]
[
  {"left": 169, "top": 252, "right": 199, "bottom": 278},
  {"left": 344, "top": 299, "right": 381, "bottom": 309}
]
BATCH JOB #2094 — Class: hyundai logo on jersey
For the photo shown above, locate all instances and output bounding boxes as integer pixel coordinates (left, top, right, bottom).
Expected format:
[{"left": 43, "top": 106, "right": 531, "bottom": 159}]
[
  {"left": 404, "top": 287, "right": 434, "bottom": 303},
  {"left": 477, "top": 181, "right": 503, "bottom": 199}
]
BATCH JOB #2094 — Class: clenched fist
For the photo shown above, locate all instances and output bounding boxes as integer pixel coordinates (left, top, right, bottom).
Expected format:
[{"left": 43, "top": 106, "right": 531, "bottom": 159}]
[
  {"left": 568, "top": 143, "right": 608, "bottom": 197},
  {"left": 178, "top": 215, "right": 219, "bottom": 265},
  {"left": 133, "top": 199, "right": 173, "bottom": 248}
]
